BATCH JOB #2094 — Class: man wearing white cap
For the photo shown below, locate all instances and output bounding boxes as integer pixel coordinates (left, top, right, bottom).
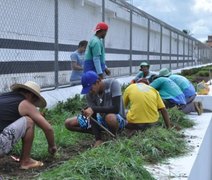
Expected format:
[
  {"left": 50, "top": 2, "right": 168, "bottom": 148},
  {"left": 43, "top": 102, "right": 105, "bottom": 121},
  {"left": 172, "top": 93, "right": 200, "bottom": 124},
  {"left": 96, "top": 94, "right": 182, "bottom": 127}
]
[
  {"left": 0, "top": 81, "right": 57, "bottom": 169},
  {"left": 131, "top": 61, "right": 156, "bottom": 85},
  {"left": 83, "top": 22, "right": 111, "bottom": 79}
]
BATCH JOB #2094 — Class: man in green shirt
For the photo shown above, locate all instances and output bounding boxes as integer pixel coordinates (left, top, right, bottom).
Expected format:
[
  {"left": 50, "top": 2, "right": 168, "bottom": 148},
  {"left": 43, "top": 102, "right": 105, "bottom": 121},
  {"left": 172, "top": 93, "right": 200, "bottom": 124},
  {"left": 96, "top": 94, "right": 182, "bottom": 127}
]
[{"left": 83, "top": 22, "right": 110, "bottom": 79}]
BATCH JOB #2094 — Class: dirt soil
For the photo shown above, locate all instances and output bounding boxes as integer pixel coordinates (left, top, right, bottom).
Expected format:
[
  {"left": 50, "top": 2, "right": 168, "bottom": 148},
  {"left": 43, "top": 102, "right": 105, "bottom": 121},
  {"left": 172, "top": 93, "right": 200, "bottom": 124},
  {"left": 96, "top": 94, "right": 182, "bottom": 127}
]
[{"left": 0, "top": 140, "right": 93, "bottom": 180}]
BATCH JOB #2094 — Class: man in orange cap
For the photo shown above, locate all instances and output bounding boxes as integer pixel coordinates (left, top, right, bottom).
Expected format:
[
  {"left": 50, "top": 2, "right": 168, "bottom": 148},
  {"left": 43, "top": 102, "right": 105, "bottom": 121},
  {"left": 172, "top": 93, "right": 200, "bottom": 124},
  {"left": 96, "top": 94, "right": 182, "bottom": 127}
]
[{"left": 83, "top": 22, "right": 111, "bottom": 79}]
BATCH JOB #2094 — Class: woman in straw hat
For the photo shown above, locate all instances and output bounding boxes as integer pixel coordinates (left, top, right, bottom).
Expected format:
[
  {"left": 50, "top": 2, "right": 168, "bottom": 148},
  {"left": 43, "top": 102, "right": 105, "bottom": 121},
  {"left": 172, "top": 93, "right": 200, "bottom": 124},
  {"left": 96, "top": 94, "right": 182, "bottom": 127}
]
[{"left": 0, "top": 81, "right": 57, "bottom": 169}]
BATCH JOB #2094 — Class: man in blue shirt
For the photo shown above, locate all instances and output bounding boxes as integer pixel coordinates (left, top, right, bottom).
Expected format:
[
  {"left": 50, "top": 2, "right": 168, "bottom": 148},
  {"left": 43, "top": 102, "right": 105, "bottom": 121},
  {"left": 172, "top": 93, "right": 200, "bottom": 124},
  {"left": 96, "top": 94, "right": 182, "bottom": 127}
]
[{"left": 70, "top": 40, "right": 88, "bottom": 83}]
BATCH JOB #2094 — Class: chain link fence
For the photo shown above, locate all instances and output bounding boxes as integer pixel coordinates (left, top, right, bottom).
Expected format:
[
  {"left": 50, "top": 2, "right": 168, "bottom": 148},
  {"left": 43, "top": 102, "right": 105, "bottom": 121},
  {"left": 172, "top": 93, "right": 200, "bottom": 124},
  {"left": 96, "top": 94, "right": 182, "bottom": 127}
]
[{"left": 0, "top": 0, "right": 211, "bottom": 93}]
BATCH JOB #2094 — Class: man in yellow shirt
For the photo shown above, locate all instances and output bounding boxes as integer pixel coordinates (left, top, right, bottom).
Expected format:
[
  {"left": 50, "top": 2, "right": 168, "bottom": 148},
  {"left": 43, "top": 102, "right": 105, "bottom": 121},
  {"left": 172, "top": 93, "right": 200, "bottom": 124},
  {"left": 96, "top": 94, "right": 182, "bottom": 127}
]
[{"left": 123, "top": 83, "right": 170, "bottom": 130}]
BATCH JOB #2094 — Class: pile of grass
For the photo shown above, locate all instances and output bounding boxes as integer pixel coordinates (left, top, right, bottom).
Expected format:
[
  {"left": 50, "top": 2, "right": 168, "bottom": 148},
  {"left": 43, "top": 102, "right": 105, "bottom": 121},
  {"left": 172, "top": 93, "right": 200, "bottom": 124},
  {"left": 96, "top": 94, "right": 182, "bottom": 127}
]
[
  {"left": 157, "top": 107, "right": 195, "bottom": 130},
  {"left": 39, "top": 127, "right": 187, "bottom": 179}
]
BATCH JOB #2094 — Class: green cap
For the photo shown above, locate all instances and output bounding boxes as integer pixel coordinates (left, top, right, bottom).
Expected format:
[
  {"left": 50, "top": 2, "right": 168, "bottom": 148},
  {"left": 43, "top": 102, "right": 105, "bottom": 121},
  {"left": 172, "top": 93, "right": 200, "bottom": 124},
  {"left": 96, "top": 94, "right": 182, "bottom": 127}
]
[
  {"left": 140, "top": 62, "right": 149, "bottom": 67},
  {"left": 159, "top": 68, "right": 172, "bottom": 77}
]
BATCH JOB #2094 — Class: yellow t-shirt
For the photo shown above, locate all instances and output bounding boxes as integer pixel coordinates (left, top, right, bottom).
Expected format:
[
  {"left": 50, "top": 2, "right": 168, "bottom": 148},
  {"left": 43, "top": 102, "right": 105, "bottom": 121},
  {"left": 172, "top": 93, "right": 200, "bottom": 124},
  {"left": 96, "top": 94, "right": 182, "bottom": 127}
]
[{"left": 123, "top": 83, "right": 165, "bottom": 124}]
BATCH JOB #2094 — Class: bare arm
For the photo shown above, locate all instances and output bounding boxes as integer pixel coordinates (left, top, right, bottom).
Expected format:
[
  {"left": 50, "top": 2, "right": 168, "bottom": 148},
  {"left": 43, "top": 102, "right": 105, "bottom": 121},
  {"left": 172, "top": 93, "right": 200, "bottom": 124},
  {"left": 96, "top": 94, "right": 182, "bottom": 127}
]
[
  {"left": 159, "top": 107, "right": 171, "bottom": 129},
  {"left": 71, "top": 61, "right": 83, "bottom": 70},
  {"left": 19, "top": 100, "right": 57, "bottom": 154}
]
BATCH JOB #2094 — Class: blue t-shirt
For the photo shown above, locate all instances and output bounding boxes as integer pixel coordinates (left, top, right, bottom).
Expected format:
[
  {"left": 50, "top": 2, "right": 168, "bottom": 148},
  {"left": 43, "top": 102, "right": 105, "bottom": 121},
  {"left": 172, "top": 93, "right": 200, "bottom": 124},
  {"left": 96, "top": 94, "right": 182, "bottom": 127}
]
[
  {"left": 150, "top": 77, "right": 186, "bottom": 105},
  {"left": 169, "top": 74, "right": 196, "bottom": 99},
  {"left": 84, "top": 35, "right": 106, "bottom": 74},
  {"left": 70, "top": 50, "right": 84, "bottom": 81}
]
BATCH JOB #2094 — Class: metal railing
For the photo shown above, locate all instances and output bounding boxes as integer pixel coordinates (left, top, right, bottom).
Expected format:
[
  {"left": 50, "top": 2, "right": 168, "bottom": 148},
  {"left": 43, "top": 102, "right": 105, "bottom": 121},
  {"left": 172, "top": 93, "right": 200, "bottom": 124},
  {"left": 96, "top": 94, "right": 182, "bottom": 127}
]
[{"left": 0, "top": 0, "right": 211, "bottom": 92}]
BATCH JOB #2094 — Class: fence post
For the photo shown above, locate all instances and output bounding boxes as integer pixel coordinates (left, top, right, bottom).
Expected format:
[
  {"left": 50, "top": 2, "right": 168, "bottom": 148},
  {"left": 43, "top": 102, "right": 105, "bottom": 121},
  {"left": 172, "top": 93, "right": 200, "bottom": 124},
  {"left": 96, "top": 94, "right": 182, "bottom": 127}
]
[
  {"left": 183, "top": 36, "right": 185, "bottom": 68},
  {"left": 169, "top": 30, "right": 172, "bottom": 70},
  {"left": 160, "top": 25, "right": 162, "bottom": 69},
  {"left": 147, "top": 19, "right": 150, "bottom": 63},
  {"left": 102, "top": 0, "right": 105, "bottom": 22},
  {"left": 54, "top": 0, "right": 59, "bottom": 88},
  {"left": 177, "top": 34, "right": 179, "bottom": 68},
  {"left": 129, "top": 9, "right": 132, "bottom": 75}
]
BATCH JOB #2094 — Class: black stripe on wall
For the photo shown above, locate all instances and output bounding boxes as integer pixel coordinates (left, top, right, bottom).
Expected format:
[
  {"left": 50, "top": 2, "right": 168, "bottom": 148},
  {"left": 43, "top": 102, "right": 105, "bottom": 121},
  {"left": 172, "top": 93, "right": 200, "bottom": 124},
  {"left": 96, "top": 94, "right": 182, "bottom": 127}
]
[
  {"left": 0, "top": 60, "right": 194, "bottom": 74},
  {"left": 0, "top": 38, "right": 192, "bottom": 57}
]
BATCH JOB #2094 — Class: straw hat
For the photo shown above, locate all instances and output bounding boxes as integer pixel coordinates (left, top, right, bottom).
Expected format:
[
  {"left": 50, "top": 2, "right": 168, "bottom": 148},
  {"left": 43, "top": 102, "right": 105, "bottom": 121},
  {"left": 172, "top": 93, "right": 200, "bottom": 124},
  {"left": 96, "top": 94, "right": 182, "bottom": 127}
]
[
  {"left": 159, "top": 68, "right": 172, "bottom": 77},
  {"left": 10, "top": 81, "right": 47, "bottom": 108}
]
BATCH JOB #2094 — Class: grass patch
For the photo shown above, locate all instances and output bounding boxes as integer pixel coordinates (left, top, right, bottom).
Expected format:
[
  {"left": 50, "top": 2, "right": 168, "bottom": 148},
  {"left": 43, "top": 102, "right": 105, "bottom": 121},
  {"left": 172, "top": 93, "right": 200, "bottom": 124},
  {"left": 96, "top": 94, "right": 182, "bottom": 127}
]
[
  {"left": 39, "top": 127, "right": 187, "bottom": 180},
  {"left": 39, "top": 142, "right": 154, "bottom": 180},
  {"left": 167, "top": 107, "right": 195, "bottom": 128}
]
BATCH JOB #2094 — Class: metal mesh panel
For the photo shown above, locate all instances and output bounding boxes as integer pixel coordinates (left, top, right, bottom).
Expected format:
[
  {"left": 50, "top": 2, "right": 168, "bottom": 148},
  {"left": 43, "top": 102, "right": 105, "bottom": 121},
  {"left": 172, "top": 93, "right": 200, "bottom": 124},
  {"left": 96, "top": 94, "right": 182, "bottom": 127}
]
[
  {"left": 0, "top": 0, "right": 55, "bottom": 93},
  {"left": 0, "top": 0, "right": 211, "bottom": 93}
]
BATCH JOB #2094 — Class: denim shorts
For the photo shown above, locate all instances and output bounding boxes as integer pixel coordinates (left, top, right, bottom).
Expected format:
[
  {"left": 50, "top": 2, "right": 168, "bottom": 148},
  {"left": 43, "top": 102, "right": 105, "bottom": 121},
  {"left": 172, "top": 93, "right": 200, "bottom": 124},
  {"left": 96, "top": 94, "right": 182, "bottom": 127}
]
[
  {"left": 0, "top": 117, "right": 27, "bottom": 155},
  {"left": 77, "top": 114, "right": 91, "bottom": 129},
  {"left": 96, "top": 113, "right": 126, "bottom": 130}
]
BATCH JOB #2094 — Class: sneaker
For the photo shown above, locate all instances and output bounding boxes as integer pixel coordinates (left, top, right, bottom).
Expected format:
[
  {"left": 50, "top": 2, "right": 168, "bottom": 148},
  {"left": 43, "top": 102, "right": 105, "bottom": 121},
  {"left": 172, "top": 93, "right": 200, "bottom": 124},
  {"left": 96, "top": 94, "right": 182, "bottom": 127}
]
[
  {"left": 198, "top": 101, "right": 203, "bottom": 114},
  {"left": 194, "top": 102, "right": 202, "bottom": 115}
]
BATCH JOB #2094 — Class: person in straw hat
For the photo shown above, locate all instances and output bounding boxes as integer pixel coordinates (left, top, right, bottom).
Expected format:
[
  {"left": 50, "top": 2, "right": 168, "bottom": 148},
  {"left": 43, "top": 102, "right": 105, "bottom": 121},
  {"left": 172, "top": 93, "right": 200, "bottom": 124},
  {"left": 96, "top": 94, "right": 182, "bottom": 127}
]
[{"left": 0, "top": 81, "right": 57, "bottom": 169}]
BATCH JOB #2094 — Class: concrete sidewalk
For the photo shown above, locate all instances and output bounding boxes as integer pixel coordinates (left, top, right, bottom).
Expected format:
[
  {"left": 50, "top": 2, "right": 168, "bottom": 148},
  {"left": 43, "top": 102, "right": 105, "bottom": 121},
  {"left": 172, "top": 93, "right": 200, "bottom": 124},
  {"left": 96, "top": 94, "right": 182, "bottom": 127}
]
[{"left": 145, "top": 112, "right": 212, "bottom": 180}]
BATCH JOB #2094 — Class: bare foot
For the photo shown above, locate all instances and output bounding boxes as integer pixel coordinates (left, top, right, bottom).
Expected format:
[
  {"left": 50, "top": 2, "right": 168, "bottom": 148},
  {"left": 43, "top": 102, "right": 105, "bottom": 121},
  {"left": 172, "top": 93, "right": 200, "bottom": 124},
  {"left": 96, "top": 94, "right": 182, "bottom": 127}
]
[
  {"left": 93, "top": 140, "right": 104, "bottom": 148},
  {"left": 20, "top": 158, "right": 44, "bottom": 170}
]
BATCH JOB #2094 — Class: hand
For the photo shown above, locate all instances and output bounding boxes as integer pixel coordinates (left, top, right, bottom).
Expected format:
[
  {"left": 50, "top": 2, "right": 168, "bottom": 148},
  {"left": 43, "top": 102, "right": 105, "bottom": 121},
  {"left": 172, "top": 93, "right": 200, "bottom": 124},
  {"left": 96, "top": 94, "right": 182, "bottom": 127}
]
[
  {"left": 48, "top": 145, "right": 57, "bottom": 155},
  {"left": 82, "top": 107, "right": 93, "bottom": 118},
  {"left": 98, "top": 74, "right": 104, "bottom": 79},
  {"left": 130, "top": 80, "right": 135, "bottom": 84},
  {"left": 105, "top": 68, "right": 111, "bottom": 76},
  {"left": 137, "top": 78, "right": 149, "bottom": 85}
]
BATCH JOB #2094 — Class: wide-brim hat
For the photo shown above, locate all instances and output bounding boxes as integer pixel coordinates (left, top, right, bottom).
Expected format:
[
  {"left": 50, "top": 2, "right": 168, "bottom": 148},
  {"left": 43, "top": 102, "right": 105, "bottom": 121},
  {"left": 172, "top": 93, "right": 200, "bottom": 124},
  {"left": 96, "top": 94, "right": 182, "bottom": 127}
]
[
  {"left": 159, "top": 68, "right": 172, "bottom": 77},
  {"left": 10, "top": 81, "right": 47, "bottom": 108}
]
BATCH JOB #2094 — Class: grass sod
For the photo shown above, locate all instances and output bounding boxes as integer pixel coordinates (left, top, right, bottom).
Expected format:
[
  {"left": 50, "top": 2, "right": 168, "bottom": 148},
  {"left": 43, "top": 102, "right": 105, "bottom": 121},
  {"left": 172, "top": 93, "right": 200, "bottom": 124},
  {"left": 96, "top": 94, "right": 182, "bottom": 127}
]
[
  {"left": 38, "top": 127, "right": 187, "bottom": 180},
  {"left": 157, "top": 106, "right": 195, "bottom": 130},
  {"left": 39, "top": 141, "right": 154, "bottom": 180}
]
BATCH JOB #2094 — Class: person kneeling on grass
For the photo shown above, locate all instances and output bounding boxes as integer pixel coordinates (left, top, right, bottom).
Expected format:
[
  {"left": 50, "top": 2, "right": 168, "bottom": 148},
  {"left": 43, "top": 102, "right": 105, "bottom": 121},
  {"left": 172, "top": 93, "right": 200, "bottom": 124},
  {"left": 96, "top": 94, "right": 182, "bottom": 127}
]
[
  {"left": 0, "top": 81, "right": 57, "bottom": 170},
  {"left": 158, "top": 68, "right": 203, "bottom": 115},
  {"left": 123, "top": 82, "right": 171, "bottom": 133},
  {"left": 65, "top": 71, "right": 127, "bottom": 147}
]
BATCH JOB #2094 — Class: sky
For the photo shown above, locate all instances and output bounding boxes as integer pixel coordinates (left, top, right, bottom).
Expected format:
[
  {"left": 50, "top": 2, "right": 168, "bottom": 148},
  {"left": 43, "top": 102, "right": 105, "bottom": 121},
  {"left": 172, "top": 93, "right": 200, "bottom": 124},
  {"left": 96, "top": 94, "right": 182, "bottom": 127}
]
[{"left": 127, "top": 0, "right": 212, "bottom": 42}]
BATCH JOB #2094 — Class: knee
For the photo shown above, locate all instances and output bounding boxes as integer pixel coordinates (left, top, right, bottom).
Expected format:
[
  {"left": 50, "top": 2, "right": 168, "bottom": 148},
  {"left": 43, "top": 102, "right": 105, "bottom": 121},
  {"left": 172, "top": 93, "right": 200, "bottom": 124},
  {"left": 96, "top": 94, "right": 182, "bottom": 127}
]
[
  {"left": 64, "top": 118, "right": 70, "bottom": 129},
  {"left": 105, "top": 114, "right": 117, "bottom": 126},
  {"left": 25, "top": 117, "right": 35, "bottom": 128},
  {"left": 64, "top": 118, "right": 76, "bottom": 130}
]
